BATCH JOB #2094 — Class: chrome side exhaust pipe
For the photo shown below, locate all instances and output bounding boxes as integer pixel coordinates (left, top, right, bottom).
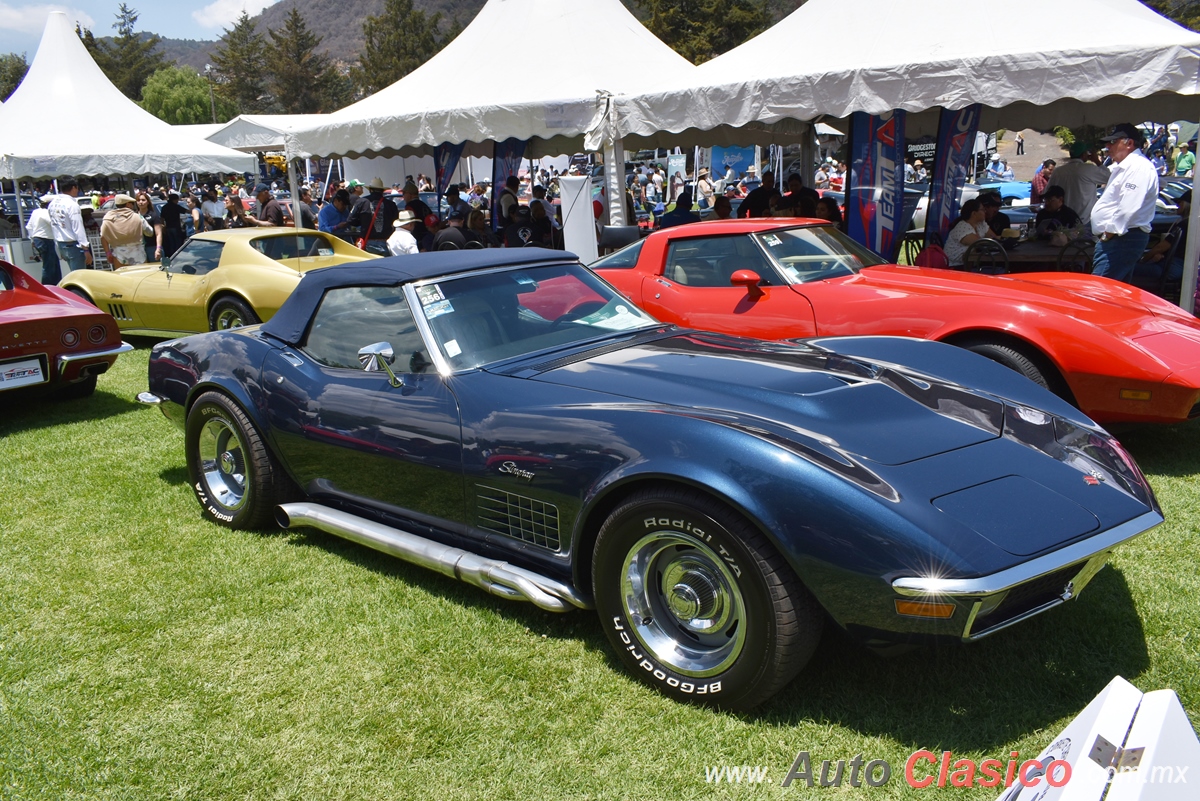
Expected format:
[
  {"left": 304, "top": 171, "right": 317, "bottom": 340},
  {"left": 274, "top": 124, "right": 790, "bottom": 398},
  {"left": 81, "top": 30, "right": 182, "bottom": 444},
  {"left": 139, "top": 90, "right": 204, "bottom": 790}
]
[{"left": 276, "top": 502, "right": 592, "bottom": 613}]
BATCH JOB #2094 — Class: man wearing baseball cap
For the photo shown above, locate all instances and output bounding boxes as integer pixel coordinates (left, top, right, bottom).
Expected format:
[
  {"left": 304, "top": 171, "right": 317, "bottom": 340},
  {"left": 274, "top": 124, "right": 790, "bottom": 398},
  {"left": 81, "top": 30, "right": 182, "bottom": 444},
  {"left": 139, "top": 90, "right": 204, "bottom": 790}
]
[
  {"left": 1090, "top": 123, "right": 1158, "bottom": 281},
  {"left": 245, "top": 183, "right": 285, "bottom": 227}
]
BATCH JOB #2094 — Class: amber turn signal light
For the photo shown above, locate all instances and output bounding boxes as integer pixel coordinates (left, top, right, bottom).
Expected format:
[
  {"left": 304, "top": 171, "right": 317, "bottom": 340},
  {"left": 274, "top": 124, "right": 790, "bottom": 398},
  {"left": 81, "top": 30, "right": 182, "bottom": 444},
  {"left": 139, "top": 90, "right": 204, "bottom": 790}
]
[
  {"left": 895, "top": 599, "right": 956, "bottom": 619},
  {"left": 1120, "top": 389, "right": 1152, "bottom": 401}
]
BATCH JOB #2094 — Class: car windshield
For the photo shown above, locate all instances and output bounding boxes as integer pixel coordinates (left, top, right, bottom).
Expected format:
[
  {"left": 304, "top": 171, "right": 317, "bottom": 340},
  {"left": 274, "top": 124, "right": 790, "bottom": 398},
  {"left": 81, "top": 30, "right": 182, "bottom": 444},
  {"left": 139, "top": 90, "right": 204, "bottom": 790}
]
[
  {"left": 589, "top": 239, "right": 644, "bottom": 268},
  {"left": 754, "top": 225, "right": 886, "bottom": 283},
  {"left": 416, "top": 262, "right": 659, "bottom": 371}
]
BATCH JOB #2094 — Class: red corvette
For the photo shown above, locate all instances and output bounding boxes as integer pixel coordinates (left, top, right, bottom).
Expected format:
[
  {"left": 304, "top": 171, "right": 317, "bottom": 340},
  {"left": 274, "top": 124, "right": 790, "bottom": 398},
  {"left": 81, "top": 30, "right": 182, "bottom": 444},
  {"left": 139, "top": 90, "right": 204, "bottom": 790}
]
[
  {"left": 1, "top": 260, "right": 132, "bottom": 398},
  {"left": 592, "top": 219, "right": 1200, "bottom": 425}
]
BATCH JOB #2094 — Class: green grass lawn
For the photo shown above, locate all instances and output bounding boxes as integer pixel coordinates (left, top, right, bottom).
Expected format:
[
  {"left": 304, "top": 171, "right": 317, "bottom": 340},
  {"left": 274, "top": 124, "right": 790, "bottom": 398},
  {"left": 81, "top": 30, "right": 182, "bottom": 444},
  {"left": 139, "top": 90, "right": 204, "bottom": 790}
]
[{"left": 2, "top": 346, "right": 1198, "bottom": 799}]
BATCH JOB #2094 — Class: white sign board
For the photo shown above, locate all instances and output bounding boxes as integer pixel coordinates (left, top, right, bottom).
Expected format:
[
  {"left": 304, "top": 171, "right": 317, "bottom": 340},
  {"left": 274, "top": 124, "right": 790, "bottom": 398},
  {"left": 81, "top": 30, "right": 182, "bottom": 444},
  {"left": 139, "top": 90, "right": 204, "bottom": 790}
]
[{"left": 996, "top": 675, "right": 1199, "bottom": 800}]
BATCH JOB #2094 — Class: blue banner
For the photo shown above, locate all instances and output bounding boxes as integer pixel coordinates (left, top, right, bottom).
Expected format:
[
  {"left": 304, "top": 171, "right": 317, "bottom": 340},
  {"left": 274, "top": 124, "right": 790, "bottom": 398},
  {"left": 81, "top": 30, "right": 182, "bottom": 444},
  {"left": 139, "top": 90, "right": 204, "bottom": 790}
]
[
  {"left": 491, "top": 138, "right": 527, "bottom": 230},
  {"left": 846, "top": 110, "right": 906, "bottom": 259},
  {"left": 711, "top": 146, "right": 755, "bottom": 183},
  {"left": 435, "top": 142, "right": 465, "bottom": 196},
  {"left": 435, "top": 141, "right": 466, "bottom": 221},
  {"left": 926, "top": 105, "right": 981, "bottom": 249}
]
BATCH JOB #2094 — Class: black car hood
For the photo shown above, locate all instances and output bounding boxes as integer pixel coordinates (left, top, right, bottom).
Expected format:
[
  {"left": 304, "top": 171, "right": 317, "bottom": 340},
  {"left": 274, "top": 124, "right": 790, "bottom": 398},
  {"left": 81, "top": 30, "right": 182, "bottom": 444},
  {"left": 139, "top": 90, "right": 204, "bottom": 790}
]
[{"left": 528, "top": 332, "right": 1002, "bottom": 466}]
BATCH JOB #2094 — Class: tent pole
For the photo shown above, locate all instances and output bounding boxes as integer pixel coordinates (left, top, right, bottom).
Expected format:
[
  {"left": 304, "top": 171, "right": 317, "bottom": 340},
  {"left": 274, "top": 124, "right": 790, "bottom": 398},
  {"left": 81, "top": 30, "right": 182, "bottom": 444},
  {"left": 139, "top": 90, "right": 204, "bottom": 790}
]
[
  {"left": 285, "top": 146, "right": 303, "bottom": 229},
  {"left": 12, "top": 176, "right": 29, "bottom": 242},
  {"left": 1182, "top": 121, "right": 1200, "bottom": 314},
  {"left": 604, "top": 137, "right": 625, "bottom": 226},
  {"left": 798, "top": 123, "right": 815, "bottom": 189},
  {"left": 323, "top": 160, "right": 335, "bottom": 199}
]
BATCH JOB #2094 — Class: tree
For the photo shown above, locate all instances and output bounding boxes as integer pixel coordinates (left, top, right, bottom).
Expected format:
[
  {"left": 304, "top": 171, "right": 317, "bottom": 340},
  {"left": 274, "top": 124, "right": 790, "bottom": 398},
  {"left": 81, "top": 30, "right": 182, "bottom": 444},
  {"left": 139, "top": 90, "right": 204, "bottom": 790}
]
[
  {"left": 209, "top": 11, "right": 269, "bottom": 115},
  {"left": 634, "top": 0, "right": 772, "bottom": 64},
  {"left": 78, "top": 3, "right": 168, "bottom": 100},
  {"left": 264, "top": 8, "right": 349, "bottom": 114},
  {"left": 0, "top": 52, "right": 28, "bottom": 102},
  {"left": 1142, "top": 0, "right": 1200, "bottom": 29},
  {"left": 139, "top": 66, "right": 237, "bottom": 125},
  {"left": 350, "top": 0, "right": 460, "bottom": 97}
]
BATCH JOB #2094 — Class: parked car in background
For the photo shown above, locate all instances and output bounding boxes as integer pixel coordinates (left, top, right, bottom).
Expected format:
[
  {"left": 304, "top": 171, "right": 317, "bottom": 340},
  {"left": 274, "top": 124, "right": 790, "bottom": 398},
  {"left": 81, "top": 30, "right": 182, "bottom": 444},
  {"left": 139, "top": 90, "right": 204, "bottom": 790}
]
[
  {"left": 1, "top": 194, "right": 39, "bottom": 235},
  {"left": 60, "top": 228, "right": 376, "bottom": 335},
  {"left": 0, "top": 259, "right": 132, "bottom": 398},
  {"left": 139, "top": 248, "right": 1160, "bottom": 709},
  {"left": 593, "top": 218, "right": 1200, "bottom": 425},
  {"left": 93, "top": 195, "right": 164, "bottom": 226}
]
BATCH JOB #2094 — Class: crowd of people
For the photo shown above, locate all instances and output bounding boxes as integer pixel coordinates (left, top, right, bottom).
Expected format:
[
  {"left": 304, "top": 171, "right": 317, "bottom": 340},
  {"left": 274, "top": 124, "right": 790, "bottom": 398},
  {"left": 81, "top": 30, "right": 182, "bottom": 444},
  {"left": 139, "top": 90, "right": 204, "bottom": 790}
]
[
  {"left": 17, "top": 168, "right": 580, "bottom": 284},
  {"left": 13, "top": 121, "right": 1193, "bottom": 295},
  {"left": 938, "top": 122, "right": 1189, "bottom": 287}
]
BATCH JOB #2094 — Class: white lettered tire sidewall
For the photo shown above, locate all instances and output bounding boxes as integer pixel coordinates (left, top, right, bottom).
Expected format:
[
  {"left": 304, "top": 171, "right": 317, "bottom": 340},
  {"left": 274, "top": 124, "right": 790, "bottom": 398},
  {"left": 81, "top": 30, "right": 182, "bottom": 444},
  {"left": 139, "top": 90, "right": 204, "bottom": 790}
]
[
  {"left": 593, "top": 493, "right": 782, "bottom": 709},
  {"left": 185, "top": 391, "right": 279, "bottom": 530}
]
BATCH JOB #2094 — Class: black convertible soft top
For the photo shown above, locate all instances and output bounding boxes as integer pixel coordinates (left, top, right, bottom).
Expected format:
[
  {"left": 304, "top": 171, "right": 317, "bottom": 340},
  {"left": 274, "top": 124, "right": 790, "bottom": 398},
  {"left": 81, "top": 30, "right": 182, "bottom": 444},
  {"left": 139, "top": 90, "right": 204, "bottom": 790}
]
[{"left": 261, "top": 248, "right": 578, "bottom": 345}]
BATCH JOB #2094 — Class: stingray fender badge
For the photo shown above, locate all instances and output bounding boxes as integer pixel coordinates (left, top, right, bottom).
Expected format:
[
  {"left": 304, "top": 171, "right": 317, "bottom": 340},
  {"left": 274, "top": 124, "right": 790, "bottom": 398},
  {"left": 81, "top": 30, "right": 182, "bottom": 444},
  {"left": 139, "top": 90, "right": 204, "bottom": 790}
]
[{"left": 498, "top": 461, "right": 535, "bottom": 480}]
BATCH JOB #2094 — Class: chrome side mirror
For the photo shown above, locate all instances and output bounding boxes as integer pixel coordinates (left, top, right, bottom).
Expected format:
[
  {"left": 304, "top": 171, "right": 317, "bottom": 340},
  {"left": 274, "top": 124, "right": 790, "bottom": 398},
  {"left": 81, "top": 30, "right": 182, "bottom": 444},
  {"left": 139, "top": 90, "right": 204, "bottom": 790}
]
[
  {"left": 160, "top": 256, "right": 171, "bottom": 271},
  {"left": 358, "top": 341, "right": 403, "bottom": 387}
]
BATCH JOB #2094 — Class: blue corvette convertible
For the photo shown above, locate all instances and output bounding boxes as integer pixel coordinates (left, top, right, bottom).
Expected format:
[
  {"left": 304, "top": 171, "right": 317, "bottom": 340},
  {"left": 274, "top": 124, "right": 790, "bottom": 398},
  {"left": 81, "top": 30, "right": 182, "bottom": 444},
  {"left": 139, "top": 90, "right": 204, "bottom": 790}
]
[{"left": 140, "top": 249, "right": 1161, "bottom": 709}]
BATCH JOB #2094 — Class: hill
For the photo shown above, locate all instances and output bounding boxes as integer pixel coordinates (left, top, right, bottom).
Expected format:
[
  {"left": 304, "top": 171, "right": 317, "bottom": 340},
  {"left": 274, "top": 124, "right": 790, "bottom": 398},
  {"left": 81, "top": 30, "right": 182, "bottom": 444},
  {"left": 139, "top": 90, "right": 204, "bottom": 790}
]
[{"left": 116, "top": 0, "right": 806, "bottom": 73}]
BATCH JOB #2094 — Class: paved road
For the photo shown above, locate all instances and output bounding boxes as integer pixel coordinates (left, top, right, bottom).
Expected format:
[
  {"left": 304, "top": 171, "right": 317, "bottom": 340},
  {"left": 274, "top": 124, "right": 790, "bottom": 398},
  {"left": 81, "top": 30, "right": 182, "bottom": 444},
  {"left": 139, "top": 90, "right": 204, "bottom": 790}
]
[{"left": 996, "top": 129, "right": 1066, "bottom": 182}]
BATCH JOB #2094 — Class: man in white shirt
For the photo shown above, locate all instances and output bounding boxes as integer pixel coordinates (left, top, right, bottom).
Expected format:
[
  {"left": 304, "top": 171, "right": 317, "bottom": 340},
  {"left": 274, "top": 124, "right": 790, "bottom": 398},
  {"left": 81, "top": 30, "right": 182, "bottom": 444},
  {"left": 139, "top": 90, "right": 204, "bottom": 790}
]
[
  {"left": 25, "top": 194, "right": 62, "bottom": 284},
  {"left": 201, "top": 188, "right": 226, "bottom": 230},
  {"left": 46, "top": 179, "right": 92, "bottom": 276},
  {"left": 1090, "top": 123, "right": 1159, "bottom": 282},
  {"left": 387, "top": 210, "right": 419, "bottom": 256},
  {"left": 1047, "top": 142, "right": 1111, "bottom": 225}
]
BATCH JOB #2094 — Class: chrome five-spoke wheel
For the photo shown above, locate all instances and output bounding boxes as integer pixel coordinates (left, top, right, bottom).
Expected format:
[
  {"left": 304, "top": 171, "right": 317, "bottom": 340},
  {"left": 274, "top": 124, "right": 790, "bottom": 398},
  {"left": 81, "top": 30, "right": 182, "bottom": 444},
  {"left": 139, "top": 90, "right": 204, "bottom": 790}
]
[
  {"left": 621, "top": 531, "right": 747, "bottom": 677},
  {"left": 197, "top": 416, "right": 249, "bottom": 512},
  {"left": 594, "top": 487, "right": 823, "bottom": 710}
]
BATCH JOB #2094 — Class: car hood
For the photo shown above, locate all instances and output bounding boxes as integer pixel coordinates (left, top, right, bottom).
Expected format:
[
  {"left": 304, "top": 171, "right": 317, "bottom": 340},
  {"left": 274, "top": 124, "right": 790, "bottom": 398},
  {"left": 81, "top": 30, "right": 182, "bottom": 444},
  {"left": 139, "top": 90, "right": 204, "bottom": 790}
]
[
  {"left": 528, "top": 331, "right": 1002, "bottom": 466},
  {"left": 847, "top": 266, "right": 1168, "bottom": 335}
]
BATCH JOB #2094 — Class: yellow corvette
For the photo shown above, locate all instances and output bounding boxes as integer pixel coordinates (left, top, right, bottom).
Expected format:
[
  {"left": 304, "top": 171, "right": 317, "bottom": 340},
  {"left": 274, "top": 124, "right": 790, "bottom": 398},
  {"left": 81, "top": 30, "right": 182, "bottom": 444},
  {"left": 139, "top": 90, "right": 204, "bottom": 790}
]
[{"left": 60, "top": 229, "right": 377, "bottom": 335}]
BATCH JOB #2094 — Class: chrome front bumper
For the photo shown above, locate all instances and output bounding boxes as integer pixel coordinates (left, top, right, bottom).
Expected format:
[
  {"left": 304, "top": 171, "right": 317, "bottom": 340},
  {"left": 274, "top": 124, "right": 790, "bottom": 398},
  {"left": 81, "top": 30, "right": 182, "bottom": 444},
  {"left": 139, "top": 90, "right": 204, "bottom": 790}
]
[
  {"left": 892, "top": 510, "right": 1162, "bottom": 641},
  {"left": 136, "top": 391, "right": 186, "bottom": 430}
]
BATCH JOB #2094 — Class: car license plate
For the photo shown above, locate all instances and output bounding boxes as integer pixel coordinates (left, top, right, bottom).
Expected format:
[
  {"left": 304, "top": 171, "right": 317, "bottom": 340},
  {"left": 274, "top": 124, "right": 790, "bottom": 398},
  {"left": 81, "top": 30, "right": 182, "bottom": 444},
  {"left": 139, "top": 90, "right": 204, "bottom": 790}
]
[{"left": 0, "top": 357, "right": 47, "bottom": 390}]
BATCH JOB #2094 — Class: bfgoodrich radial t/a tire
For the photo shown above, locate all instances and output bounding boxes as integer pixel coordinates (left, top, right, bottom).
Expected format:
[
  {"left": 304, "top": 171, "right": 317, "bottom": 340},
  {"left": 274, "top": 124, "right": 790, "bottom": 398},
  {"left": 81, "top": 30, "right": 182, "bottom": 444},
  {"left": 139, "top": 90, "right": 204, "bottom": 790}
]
[
  {"left": 185, "top": 391, "right": 288, "bottom": 530},
  {"left": 593, "top": 487, "right": 822, "bottom": 710}
]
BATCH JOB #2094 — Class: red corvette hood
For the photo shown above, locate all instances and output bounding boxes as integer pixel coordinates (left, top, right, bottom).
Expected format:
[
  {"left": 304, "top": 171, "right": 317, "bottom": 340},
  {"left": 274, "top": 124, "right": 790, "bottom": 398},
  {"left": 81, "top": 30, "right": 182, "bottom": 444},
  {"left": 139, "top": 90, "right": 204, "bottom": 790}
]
[{"left": 851, "top": 266, "right": 1191, "bottom": 336}]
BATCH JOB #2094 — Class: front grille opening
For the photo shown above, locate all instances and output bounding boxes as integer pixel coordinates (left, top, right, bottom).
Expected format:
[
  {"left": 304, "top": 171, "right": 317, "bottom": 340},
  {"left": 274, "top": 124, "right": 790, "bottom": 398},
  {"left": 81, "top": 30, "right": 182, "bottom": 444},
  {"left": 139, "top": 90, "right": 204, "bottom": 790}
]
[
  {"left": 970, "top": 564, "right": 1081, "bottom": 635},
  {"left": 476, "top": 485, "right": 561, "bottom": 550}
]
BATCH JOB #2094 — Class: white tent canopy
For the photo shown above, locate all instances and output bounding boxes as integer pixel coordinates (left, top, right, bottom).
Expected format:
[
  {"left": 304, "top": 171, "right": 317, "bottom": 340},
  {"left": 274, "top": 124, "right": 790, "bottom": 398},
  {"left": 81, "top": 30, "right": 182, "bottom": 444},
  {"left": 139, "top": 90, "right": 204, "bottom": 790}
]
[
  {"left": 0, "top": 11, "right": 255, "bottom": 179},
  {"left": 591, "top": 0, "right": 1200, "bottom": 146},
  {"left": 208, "top": 115, "right": 327, "bottom": 153},
  {"left": 174, "top": 123, "right": 227, "bottom": 141},
  {"left": 284, "top": 0, "right": 697, "bottom": 161}
]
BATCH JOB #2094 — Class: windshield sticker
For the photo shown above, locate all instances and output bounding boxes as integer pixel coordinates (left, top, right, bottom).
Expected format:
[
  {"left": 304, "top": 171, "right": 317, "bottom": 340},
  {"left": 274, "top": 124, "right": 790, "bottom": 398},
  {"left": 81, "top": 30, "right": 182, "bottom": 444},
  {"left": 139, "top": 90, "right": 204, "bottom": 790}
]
[
  {"left": 424, "top": 299, "right": 454, "bottom": 319},
  {"left": 513, "top": 274, "right": 536, "bottom": 285},
  {"left": 317, "top": 248, "right": 334, "bottom": 256},
  {"left": 444, "top": 339, "right": 462, "bottom": 357},
  {"left": 763, "top": 234, "right": 782, "bottom": 247},
  {"left": 417, "top": 285, "right": 445, "bottom": 305},
  {"left": 585, "top": 304, "right": 649, "bottom": 331}
]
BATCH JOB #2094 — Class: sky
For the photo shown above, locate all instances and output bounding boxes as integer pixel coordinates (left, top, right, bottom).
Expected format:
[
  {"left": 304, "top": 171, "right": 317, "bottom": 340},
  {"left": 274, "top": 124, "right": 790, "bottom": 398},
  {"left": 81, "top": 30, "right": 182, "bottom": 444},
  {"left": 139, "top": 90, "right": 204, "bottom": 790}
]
[{"left": 0, "top": 1, "right": 285, "bottom": 58}]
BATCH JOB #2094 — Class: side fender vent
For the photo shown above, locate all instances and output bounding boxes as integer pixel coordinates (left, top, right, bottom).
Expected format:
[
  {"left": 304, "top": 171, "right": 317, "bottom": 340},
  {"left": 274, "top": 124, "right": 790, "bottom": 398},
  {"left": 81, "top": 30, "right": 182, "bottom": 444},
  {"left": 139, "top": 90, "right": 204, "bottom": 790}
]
[
  {"left": 106, "top": 303, "right": 132, "bottom": 322},
  {"left": 476, "top": 485, "right": 561, "bottom": 551}
]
